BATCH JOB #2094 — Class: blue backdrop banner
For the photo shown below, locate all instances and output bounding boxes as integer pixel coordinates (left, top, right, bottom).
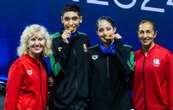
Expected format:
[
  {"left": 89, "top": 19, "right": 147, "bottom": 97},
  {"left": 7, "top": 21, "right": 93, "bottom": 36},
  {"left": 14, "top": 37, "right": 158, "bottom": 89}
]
[{"left": 0, "top": 0, "right": 173, "bottom": 80}]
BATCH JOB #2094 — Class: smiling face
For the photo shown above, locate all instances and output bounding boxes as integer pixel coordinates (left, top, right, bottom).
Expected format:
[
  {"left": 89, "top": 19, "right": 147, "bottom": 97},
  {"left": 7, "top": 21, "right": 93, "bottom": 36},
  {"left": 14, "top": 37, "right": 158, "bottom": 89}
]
[
  {"left": 27, "top": 34, "right": 46, "bottom": 58},
  {"left": 138, "top": 21, "right": 156, "bottom": 50},
  {"left": 61, "top": 11, "right": 82, "bottom": 32},
  {"left": 97, "top": 19, "right": 116, "bottom": 45}
]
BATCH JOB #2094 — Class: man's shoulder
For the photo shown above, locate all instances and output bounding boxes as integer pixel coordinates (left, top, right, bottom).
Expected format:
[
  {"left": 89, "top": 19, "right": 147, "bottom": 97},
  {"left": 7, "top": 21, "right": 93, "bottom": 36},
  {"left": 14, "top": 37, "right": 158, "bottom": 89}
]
[
  {"left": 77, "top": 31, "right": 88, "bottom": 37},
  {"left": 51, "top": 32, "right": 61, "bottom": 39}
]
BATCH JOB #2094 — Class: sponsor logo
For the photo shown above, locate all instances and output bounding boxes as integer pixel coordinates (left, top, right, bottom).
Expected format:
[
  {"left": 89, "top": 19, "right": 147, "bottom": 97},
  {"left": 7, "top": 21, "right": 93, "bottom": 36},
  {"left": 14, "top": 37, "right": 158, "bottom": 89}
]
[
  {"left": 153, "top": 58, "right": 160, "bottom": 67},
  {"left": 58, "top": 47, "right": 63, "bottom": 52},
  {"left": 91, "top": 55, "right": 99, "bottom": 60},
  {"left": 27, "top": 70, "right": 32, "bottom": 75}
]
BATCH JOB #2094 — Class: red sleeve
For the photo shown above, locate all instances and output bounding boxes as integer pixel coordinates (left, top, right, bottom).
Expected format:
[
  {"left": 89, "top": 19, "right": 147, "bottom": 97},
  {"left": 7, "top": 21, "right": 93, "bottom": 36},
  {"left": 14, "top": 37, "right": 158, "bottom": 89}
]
[
  {"left": 4, "top": 61, "right": 24, "bottom": 110},
  {"left": 167, "top": 53, "right": 173, "bottom": 110}
]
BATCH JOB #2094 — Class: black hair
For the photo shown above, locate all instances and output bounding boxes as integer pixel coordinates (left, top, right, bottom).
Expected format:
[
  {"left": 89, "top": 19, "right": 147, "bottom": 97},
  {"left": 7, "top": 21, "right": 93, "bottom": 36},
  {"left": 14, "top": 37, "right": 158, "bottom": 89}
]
[
  {"left": 96, "top": 16, "right": 116, "bottom": 29},
  {"left": 61, "top": 4, "right": 80, "bottom": 16},
  {"left": 138, "top": 19, "right": 157, "bottom": 32}
]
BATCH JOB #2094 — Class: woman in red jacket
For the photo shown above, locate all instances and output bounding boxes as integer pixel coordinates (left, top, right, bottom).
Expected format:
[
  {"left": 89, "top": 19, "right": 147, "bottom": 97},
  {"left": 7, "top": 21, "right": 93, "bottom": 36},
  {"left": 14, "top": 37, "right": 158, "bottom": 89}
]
[
  {"left": 132, "top": 20, "right": 173, "bottom": 110},
  {"left": 4, "top": 24, "right": 52, "bottom": 110}
]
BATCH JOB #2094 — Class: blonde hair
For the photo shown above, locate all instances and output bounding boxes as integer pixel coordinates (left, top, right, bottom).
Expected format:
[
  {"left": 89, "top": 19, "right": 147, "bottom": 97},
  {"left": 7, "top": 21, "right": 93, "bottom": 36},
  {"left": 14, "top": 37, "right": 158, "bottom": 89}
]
[{"left": 17, "top": 24, "right": 52, "bottom": 57}]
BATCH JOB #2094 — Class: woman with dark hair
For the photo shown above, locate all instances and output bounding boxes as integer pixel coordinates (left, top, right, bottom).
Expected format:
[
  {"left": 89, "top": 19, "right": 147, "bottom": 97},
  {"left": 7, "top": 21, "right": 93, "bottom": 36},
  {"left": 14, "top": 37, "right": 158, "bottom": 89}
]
[{"left": 88, "top": 16, "right": 134, "bottom": 110}]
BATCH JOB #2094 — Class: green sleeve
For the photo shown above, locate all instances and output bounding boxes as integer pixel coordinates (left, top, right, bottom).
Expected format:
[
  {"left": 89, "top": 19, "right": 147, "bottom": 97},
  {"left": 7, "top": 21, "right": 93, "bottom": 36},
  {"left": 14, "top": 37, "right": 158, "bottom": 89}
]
[
  {"left": 127, "top": 51, "right": 135, "bottom": 71},
  {"left": 50, "top": 32, "right": 62, "bottom": 76},
  {"left": 49, "top": 54, "right": 61, "bottom": 76}
]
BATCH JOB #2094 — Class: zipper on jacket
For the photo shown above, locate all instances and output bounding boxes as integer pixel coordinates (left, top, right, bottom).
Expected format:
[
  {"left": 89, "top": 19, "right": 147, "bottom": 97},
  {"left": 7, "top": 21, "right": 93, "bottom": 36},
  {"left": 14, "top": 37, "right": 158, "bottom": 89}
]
[
  {"left": 38, "top": 63, "right": 43, "bottom": 109},
  {"left": 73, "top": 48, "right": 78, "bottom": 90},
  {"left": 142, "top": 54, "right": 147, "bottom": 110},
  {"left": 106, "top": 56, "right": 110, "bottom": 79}
]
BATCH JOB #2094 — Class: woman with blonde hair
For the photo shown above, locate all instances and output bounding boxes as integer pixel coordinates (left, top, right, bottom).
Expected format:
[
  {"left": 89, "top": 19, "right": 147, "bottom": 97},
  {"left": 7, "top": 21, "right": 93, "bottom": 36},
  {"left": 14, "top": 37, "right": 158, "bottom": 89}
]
[{"left": 4, "top": 24, "right": 52, "bottom": 110}]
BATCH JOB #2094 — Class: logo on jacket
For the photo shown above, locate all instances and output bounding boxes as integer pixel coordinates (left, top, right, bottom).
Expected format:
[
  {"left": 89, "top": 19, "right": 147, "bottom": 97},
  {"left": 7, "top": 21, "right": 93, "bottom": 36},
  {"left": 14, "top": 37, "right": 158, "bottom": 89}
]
[
  {"left": 91, "top": 55, "right": 99, "bottom": 60},
  {"left": 58, "top": 47, "right": 63, "bottom": 52},
  {"left": 27, "top": 70, "right": 32, "bottom": 75},
  {"left": 153, "top": 58, "right": 160, "bottom": 67}
]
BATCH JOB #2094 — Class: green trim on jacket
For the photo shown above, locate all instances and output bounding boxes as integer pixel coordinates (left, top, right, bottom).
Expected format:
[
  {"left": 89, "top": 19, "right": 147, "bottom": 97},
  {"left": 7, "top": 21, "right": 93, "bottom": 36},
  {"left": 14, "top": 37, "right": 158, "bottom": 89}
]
[
  {"left": 49, "top": 32, "right": 61, "bottom": 76},
  {"left": 50, "top": 31, "right": 87, "bottom": 76},
  {"left": 127, "top": 51, "right": 135, "bottom": 71}
]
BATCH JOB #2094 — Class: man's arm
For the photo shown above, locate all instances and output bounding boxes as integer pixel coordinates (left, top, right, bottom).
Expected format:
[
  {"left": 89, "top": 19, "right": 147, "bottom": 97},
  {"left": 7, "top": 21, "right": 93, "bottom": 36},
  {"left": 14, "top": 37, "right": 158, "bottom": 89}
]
[{"left": 50, "top": 33, "right": 70, "bottom": 76}]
